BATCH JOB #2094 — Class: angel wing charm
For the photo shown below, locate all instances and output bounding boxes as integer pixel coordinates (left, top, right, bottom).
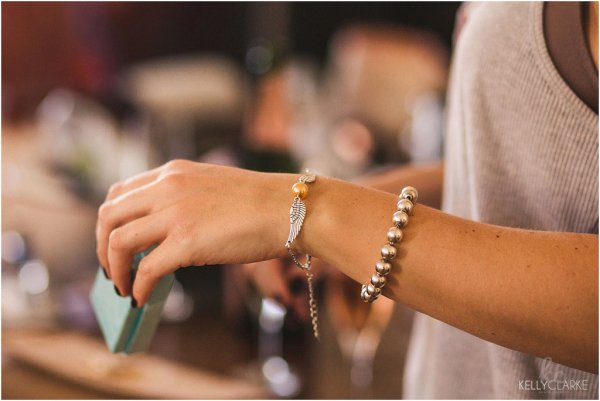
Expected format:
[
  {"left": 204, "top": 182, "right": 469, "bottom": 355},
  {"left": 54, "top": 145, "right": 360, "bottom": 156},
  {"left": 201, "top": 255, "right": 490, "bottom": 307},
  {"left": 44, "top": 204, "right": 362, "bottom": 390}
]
[{"left": 286, "top": 197, "right": 306, "bottom": 246}]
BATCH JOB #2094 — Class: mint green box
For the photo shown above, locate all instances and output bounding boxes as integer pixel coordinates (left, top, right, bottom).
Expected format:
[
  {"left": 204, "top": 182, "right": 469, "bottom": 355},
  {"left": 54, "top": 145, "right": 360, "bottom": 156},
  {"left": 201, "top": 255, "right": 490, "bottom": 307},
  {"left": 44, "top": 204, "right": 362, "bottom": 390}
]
[{"left": 90, "top": 250, "right": 174, "bottom": 354}]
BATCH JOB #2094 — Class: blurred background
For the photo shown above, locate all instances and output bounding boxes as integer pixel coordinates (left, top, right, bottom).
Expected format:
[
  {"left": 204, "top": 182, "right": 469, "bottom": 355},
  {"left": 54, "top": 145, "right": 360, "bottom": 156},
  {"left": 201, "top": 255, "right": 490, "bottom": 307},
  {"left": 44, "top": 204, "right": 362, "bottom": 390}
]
[{"left": 2, "top": 2, "right": 458, "bottom": 399}]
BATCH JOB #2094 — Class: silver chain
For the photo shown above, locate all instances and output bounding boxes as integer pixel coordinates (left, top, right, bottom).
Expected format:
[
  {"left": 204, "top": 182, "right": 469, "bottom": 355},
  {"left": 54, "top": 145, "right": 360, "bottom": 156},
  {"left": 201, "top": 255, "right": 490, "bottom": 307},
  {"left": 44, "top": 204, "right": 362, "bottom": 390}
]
[
  {"left": 306, "top": 269, "right": 320, "bottom": 340},
  {"left": 285, "top": 228, "right": 320, "bottom": 340},
  {"left": 285, "top": 243, "right": 311, "bottom": 270}
]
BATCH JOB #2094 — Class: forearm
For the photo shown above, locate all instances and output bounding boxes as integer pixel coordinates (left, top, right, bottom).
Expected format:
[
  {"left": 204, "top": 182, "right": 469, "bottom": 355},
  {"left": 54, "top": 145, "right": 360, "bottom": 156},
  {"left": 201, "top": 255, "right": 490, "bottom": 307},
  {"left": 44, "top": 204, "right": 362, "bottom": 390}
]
[
  {"left": 356, "top": 161, "right": 444, "bottom": 208},
  {"left": 96, "top": 161, "right": 596, "bottom": 373},
  {"left": 293, "top": 175, "right": 598, "bottom": 373}
]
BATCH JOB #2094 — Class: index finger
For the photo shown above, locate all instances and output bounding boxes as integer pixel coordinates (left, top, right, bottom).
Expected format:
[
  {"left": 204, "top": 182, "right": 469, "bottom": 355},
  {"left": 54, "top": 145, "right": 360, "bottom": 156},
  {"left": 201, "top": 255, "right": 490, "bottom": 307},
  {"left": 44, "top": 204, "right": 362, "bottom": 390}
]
[
  {"left": 105, "top": 166, "right": 163, "bottom": 202},
  {"left": 132, "top": 237, "right": 183, "bottom": 306}
]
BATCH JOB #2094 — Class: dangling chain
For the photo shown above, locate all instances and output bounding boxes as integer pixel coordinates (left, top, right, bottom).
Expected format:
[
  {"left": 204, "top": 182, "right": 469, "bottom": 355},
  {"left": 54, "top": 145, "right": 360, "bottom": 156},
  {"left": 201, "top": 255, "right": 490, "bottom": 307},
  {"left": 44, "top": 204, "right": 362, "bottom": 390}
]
[
  {"left": 305, "top": 269, "right": 320, "bottom": 340},
  {"left": 285, "top": 170, "right": 320, "bottom": 340},
  {"left": 286, "top": 246, "right": 311, "bottom": 269}
]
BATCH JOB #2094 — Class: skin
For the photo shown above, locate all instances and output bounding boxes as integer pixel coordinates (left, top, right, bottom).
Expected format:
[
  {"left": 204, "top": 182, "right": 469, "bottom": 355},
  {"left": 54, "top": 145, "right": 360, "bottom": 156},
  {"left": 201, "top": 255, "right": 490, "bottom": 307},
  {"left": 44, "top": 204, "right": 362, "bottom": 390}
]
[
  {"left": 96, "top": 4, "right": 599, "bottom": 374},
  {"left": 245, "top": 162, "right": 443, "bottom": 315},
  {"left": 354, "top": 161, "right": 444, "bottom": 209},
  {"left": 96, "top": 160, "right": 598, "bottom": 374}
]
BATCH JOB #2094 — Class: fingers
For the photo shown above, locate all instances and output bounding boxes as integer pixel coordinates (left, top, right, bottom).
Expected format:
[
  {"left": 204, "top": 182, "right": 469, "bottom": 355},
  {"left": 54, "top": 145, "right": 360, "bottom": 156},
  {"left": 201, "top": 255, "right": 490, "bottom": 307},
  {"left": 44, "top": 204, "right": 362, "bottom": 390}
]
[
  {"left": 248, "top": 259, "right": 293, "bottom": 307},
  {"left": 98, "top": 167, "right": 171, "bottom": 270},
  {"left": 96, "top": 181, "right": 162, "bottom": 275},
  {"left": 105, "top": 167, "right": 163, "bottom": 202},
  {"left": 132, "top": 237, "right": 184, "bottom": 306},
  {"left": 105, "top": 159, "right": 198, "bottom": 202},
  {"left": 108, "top": 211, "right": 169, "bottom": 297}
]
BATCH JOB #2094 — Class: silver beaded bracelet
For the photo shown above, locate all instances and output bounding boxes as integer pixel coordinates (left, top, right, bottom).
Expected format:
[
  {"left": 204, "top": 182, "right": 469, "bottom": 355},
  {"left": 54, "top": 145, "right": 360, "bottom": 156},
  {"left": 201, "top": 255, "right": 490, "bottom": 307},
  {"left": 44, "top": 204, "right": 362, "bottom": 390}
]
[{"left": 361, "top": 186, "right": 418, "bottom": 303}]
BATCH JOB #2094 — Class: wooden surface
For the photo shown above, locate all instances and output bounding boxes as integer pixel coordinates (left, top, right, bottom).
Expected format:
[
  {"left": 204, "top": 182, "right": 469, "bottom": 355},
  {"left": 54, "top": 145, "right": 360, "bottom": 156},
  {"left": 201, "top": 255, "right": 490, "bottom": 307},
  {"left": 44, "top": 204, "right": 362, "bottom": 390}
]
[{"left": 3, "top": 329, "right": 267, "bottom": 399}]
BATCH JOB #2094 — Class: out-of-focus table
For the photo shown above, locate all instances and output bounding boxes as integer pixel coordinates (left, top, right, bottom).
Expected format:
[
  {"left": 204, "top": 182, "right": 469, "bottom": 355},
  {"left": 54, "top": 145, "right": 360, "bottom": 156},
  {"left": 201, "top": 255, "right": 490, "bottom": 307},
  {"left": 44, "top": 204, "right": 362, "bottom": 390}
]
[{"left": 2, "top": 323, "right": 266, "bottom": 399}]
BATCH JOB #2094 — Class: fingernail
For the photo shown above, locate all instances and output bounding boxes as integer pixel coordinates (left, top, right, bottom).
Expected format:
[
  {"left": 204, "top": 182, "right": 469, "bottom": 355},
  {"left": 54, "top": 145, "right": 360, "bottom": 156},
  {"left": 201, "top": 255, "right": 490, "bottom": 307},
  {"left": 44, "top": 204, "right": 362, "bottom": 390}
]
[
  {"left": 102, "top": 268, "right": 109, "bottom": 279},
  {"left": 290, "top": 277, "right": 306, "bottom": 295},
  {"left": 131, "top": 297, "right": 138, "bottom": 308},
  {"left": 114, "top": 285, "right": 122, "bottom": 296}
]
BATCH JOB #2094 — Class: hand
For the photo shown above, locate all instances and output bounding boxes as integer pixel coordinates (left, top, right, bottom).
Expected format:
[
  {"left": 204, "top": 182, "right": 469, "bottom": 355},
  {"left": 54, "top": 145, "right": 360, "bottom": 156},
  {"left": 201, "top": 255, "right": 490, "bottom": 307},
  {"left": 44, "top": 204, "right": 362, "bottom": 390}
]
[
  {"left": 243, "top": 259, "right": 309, "bottom": 321},
  {"left": 242, "top": 257, "right": 330, "bottom": 322},
  {"left": 96, "top": 160, "right": 290, "bottom": 306},
  {"left": 242, "top": 259, "right": 297, "bottom": 307}
]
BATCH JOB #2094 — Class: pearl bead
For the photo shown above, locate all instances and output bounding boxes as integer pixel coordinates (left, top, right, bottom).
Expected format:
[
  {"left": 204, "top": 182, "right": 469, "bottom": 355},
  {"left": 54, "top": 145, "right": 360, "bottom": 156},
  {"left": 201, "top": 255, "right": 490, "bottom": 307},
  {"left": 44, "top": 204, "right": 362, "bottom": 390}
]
[
  {"left": 292, "top": 182, "right": 309, "bottom": 199},
  {"left": 371, "top": 273, "right": 386, "bottom": 288},
  {"left": 381, "top": 244, "right": 397, "bottom": 261},
  {"left": 387, "top": 227, "right": 403, "bottom": 244},
  {"left": 375, "top": 260, "right": 392, "bottom": 275},
  {"left": 396, "top": 199, "right": 414, "bottom": 215},
  {"left": 400, "top": 186, "right": 418, "bottom": 203},
  {"left": 392, "top": 211, "right": 409, "bottom": 228}
]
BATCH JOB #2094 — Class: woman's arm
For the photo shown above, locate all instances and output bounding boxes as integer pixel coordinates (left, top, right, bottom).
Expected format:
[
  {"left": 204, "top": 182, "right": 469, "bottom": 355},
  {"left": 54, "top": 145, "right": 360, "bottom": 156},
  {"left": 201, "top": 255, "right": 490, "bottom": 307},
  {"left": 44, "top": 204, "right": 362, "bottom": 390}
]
[
  {"left": 356, "top": 161, "right": 444, "bottom": 208},
  {"left": 96, "top": 160, "right": 597, "bottom": 373},
  {"left": 298, "top": 176, "right": 598, "bottom": 374}
]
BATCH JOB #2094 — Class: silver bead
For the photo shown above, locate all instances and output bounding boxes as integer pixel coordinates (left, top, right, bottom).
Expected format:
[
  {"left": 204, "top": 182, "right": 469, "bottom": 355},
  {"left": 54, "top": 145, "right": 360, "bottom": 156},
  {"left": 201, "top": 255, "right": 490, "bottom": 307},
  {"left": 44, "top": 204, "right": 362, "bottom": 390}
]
[
  {"left": 387, "top": 227, "right": 403, "bottom": 244},
  {"left": 371, "top": 273, "right": 386, "bottom": 288},
  {"left": 381, "top": 244, "right": 397, "bottom": 261},
  {"left": 396, "top": 199, "right": 414, "bottom": 215},
  {"left": 392, "top": 211, "right": 409, "bottom": 228},
  {"left": 375, "top": 260, "right": 392, "bottom": 275},
  {"left": 400, "top": 186, "right": 418, "bottom": 203},
  {"left": 361, "top": 285, "right": 371, "bottom": 302},
  {"left": 366, "top": 283, "right": 381, "bottom": 297},
  {"left": 365, "top": 285, "right": 381, "bottom": 303}
]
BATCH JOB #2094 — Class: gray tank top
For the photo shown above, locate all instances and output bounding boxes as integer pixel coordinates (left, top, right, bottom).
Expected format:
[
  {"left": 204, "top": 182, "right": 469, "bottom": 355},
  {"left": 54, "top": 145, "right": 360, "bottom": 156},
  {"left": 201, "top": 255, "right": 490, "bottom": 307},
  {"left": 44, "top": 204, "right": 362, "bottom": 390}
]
[{"left": 404, "top": 3, "right": 598, "bottom": 398}]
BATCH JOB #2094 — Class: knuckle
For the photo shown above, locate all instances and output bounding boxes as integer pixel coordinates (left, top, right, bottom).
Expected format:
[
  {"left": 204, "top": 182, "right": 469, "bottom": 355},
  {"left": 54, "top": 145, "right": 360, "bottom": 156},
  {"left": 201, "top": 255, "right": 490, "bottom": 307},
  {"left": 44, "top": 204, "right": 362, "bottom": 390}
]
[
  {"left": 161, "top": 173, "right": 185, "bottom": 190},
  {"left": 108, "top": 182, "right": 123, "bottom": 197},
  {"left": 165, "top": 159, "right": 189, "bottom": 171},
  {"left": 108, "top": 228, "right": 126, "bottom": 251},
  {"left": 98, "top": 201, "right": 113, "bottom": 223},
  {"left": 136, "top": 259, "right": 156, "bottom": 282}
]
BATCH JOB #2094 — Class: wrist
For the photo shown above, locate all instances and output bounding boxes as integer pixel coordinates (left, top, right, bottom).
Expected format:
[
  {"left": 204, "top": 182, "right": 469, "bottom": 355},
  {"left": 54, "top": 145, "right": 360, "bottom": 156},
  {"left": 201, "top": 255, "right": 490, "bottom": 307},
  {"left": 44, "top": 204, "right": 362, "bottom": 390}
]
[
  {"left": 261, "top": 171, "right": 334, "bottom": 259},
  {"left": 292, "top": 175, "right": 339, "bottom": 258},
  {"left": 258, "top": 172, "right": 299, "bottom": 259},
  {"left": 292, "top": 176, "right": 401, "bottom": 285},
  {"left": 271, "top": 171, "right": 324, "bottom": 339}
]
